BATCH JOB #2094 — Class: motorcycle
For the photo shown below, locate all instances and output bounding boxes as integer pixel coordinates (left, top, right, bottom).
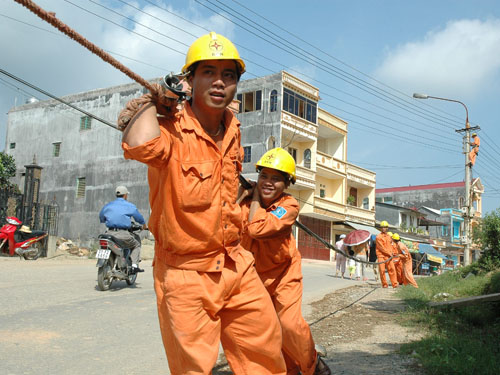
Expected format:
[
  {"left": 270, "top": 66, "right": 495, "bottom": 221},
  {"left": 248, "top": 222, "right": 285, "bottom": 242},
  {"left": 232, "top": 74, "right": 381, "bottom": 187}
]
[
  {"left": 96, "top": 223, "right": 143, "bottom": 291},
  {"left": 0, "top": 216, "right": 47, "bottom": 260}
]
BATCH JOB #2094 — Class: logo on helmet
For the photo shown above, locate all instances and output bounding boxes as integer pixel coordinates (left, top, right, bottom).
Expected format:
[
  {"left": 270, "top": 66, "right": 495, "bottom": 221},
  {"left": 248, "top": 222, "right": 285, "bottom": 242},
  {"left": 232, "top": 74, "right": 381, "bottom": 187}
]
[
  {"left": 265, "top": 153, "right": 276, "bottom": 163},
  {"left": 209, "top": 40, "right": 223, "bottom": 56}
]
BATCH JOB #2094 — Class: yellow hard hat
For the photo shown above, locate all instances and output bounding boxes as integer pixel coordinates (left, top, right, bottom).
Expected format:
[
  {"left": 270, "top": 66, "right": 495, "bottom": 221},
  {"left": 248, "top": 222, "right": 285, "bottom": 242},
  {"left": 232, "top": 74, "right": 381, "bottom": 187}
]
[
  {"left": 256, "top": 147, "right": 296, "bottom": 183},
  {"left": 380, "top": 220, "right": 389, "bottom": 228},
  {"left": 387, "top": 231, "right": 393, "bottom": 237},
  {"left": 182, "top": 32, "right": 246, "bottom": 75},
  {"left": 471, "top": 132, "right": 477, "bottom": 137},
  {"left": 392, "top": 233, "right": 400, "bottom": 241}
]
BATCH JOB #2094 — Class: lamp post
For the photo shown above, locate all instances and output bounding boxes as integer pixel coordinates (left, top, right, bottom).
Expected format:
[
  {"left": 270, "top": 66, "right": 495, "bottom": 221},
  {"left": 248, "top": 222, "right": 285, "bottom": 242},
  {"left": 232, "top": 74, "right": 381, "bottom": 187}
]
[{"left": 413, "top": 93, "right": 479, "bottom": 266}]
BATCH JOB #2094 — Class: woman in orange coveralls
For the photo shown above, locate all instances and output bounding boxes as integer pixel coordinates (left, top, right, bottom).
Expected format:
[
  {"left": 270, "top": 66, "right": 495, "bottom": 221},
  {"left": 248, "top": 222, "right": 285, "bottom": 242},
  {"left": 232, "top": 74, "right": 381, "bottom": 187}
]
[
  {"left": 392, "top": 233, "right": 418, "bottom": 288},
  {"left": 238, "top": 148, "right": 331, "bottom": 375},
  {"left": 120, "top": 33, "right": 286, "bottom": 375}
]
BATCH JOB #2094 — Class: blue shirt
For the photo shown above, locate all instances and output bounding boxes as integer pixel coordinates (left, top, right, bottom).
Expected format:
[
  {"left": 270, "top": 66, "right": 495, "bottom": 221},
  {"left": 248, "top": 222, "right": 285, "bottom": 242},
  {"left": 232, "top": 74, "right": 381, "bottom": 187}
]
[{"left": 99, "top": 198, "right": 145, "bottom": 229}]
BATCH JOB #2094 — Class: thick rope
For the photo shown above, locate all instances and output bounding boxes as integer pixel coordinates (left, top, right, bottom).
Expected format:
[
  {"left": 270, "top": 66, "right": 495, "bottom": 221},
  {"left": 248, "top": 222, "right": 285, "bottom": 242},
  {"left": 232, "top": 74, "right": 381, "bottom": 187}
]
[
  {"left": 13, "top": 0, "right": 155, "bottom": 93},
  {"left": 294, "top": 220, "right": 397, "bottom": 265}
]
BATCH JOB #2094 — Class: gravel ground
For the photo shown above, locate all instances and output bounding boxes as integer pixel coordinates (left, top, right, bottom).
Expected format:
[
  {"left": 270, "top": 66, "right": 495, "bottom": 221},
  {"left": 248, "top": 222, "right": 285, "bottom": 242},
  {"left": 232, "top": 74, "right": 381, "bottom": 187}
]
[{"left": 215, "top": 284, "right": 425, "bottom": 374}]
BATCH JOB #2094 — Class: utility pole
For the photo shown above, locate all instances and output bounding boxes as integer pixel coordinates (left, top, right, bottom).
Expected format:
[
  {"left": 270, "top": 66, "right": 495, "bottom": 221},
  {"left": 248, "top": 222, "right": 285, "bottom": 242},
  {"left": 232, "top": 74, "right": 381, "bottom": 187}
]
[
  {"left": 456, "top": 123, "right": 480, "bottom": 266},
  {"left": 413, "top": 93, "right": 480, "bottom": 266}
]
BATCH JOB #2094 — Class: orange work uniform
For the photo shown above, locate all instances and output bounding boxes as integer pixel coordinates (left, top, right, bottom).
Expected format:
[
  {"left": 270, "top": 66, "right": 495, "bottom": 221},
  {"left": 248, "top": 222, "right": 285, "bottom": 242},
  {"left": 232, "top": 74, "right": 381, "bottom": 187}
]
[
  {"left": 396, "top": 242, "right": 418, "bottom": 288},
  {"left": 469, "top": 136, "right": 480, "bottom": 166},
  {"left": 123, "top": 102, "right": 286, "bottom": 375},
  {"left": 375, "top": 232, "right": 399, "bottom": 288},
  {"left": 241, "top": 194, "right": 318, "bottom": 375},
  {"left": 391, "top": 240, "right": 404, "bottom": 284}
]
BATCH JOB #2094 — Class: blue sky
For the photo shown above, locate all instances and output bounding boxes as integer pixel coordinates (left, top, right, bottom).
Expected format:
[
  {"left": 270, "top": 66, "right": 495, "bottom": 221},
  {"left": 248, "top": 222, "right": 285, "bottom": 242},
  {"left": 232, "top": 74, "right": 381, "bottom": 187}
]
[{"left": 1, "top": 0, "right": 499, "bottom": 213}]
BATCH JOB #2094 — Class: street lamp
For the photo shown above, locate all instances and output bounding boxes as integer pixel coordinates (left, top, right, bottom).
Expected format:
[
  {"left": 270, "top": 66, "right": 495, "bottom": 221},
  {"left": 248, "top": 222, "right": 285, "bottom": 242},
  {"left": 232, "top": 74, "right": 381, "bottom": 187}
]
[{"left": 413, "top": 92, "right": 477, "bottom": 266}]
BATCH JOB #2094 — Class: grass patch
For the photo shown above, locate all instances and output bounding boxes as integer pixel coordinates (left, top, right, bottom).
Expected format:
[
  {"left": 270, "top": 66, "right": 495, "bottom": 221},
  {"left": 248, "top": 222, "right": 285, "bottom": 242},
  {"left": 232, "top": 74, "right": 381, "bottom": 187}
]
[{"left": 396, "top": 268, "right": 500, "bottom": 374}]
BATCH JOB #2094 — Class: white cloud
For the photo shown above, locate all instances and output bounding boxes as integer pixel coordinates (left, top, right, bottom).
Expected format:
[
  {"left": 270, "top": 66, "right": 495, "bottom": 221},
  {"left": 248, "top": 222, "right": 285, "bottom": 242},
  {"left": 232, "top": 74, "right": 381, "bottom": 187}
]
[
  {"left": 374, "top": 18, "right": 500, "bottom": 99},
  {"left": 0, "top": 0, "right": 234, "bottom": 147}
]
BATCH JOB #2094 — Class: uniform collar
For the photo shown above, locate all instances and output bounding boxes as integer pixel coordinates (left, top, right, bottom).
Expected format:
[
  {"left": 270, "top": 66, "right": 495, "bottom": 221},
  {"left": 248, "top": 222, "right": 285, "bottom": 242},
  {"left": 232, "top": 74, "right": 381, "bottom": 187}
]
[{"left": 180, "top": 101, "right": 240, "bottom": 140}]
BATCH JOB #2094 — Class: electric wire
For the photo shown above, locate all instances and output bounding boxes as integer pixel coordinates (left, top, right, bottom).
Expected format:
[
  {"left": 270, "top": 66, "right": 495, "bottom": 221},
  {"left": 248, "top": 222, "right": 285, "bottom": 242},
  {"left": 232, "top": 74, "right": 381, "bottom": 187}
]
[
  {"left": 201, "top": 0, "right": 461, "bottom": 129},
  {"left": 4, "top": 1, "right": 498, "bottom": 194},
  {"left": 228, "top": 0, "right": 466, "bottom": 127}
]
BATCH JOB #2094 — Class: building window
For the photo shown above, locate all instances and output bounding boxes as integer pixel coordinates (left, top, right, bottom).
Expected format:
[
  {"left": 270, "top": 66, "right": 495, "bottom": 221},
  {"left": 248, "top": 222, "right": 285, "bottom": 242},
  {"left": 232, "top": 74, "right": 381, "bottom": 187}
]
[
  {"left": 375, "top": 197, "right": 382, "bottom": 203},
  {"left": 53, "top": 142, "right": 61, "bottom": 157},
  {"left": 363, "top": 197, "right": 369, "bottom": 209},
  {"left": 9, "top": 142, "right": 16, "bottom": 149},
  {"left": 383, "top": 196, "right": 393, "bottom": 203},
  {"left": 270, "top": 89, "right": 278, "bottom": 112},
  {"left": 283, "top": 88, "right": 317, "bottom": 123},
  {"left": 80, "top": 116, "right": 92, "bottom": 130},
  {"left": 243, "top": 146, "right": 251, "bottom": 163},
  {"left": 288, "top": 147, "right": 297, "bottom": 162},
  {"left": 236, "top": 90, "right": 262, "bottom": 113},
  {"left": 304, "top": 149, "right": 311, "bottom": 168},
  {"left": 442, "top": 226, "right": 449, "bottom": 237},
  {"left": 76, "top": 177, "right": 86, "bottom": 198},
  {"left": 320, "top": 189, "right": 326, "bottom": 198}
]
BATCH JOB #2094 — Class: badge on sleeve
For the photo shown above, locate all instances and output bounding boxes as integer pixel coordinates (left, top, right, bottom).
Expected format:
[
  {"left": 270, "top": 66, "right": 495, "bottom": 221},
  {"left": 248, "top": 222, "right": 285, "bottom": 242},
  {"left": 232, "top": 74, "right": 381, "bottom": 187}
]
[{"left": 271, "top": 206, "right": 287, "bottom": 219}]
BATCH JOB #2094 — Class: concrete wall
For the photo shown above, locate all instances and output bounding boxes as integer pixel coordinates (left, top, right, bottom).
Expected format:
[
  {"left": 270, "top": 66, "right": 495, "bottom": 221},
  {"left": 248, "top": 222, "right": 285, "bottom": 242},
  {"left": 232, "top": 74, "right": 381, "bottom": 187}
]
[
  {"left": 6, "top": 82, "right": 151, "bottom": 245},
  {"left": 374, "top": 204, "right": 400, "bottom": 227},
  {"left": 236, "top": 72, "right": 283, "bottom": 175},
  {"left": 376, "top": 186, "right": 465, "bottom": 210}
]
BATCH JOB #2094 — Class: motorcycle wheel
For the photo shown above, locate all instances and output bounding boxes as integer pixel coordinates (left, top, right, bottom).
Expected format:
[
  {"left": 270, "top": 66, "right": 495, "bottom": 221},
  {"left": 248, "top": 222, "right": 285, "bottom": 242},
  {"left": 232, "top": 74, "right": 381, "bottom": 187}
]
[
  {"left": 23, "top": 241, "right": 44, "bottom": 260},
  {"left": 97, "top": 259, "right": 113, "bottom": 291},
  {"left": 126, "top": 270, "right": 137, "bottom": 286}
]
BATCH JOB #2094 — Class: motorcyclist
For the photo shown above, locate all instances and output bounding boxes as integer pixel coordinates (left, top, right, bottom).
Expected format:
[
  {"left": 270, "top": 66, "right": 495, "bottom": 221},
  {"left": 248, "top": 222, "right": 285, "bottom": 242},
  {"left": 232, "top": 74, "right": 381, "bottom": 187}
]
[{"left": 99, "top": 185, "right": 146, "bottom": 273}]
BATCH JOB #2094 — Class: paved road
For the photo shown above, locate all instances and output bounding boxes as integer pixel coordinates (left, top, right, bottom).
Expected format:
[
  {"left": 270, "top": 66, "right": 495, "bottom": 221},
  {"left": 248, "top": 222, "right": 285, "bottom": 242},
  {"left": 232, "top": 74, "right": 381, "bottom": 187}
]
[{"left": 0, "top": 256, "right": 373, "bottom": 375}]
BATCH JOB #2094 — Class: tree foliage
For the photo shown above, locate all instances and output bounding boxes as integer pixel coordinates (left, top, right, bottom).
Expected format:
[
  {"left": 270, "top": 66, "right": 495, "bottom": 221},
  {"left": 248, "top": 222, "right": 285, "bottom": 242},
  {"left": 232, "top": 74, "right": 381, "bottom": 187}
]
[
  {"left": 0, "top": 152, "right": 17, "bottom": 189},
  {"left": 472, "top": 208, "right": 500, "bottom": 271}
]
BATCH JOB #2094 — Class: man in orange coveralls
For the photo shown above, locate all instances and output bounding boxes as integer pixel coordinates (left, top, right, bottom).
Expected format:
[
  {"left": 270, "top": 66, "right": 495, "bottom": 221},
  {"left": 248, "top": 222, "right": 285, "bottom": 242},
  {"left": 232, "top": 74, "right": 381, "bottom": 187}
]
[
  {"left": 238, "top": 148, "right": 331, "bottom": 375},
  {"left": 376, "top": 221, "right": 399, "bottom": 288},
  {"left": 392, "top": 233, "right": 418, "bottom": 288},
  {"left": 120, "top": 32, "right": 286, "bottom": 375},
  {"left": 469, "top": 132, "right": 480, "bottom": 166},
  {"left": 388, "top": 231, "right": 404, "bottom": 284}
]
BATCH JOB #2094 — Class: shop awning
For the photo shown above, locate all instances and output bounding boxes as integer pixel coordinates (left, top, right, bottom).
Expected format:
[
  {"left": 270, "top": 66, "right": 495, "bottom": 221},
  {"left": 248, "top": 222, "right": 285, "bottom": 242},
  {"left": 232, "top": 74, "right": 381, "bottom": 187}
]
[
  {"left": 419, "top": 243, "right": 448, "bottom": 264},
  {"left": 345, "top": 221, "right": 380, "bottom": 237}
]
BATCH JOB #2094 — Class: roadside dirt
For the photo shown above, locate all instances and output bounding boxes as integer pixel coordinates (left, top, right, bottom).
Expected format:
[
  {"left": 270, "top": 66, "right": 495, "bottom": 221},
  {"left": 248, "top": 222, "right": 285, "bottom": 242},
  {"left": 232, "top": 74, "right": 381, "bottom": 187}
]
[{"left": 215, "top": 284, "right": 425, "bottom": 374}]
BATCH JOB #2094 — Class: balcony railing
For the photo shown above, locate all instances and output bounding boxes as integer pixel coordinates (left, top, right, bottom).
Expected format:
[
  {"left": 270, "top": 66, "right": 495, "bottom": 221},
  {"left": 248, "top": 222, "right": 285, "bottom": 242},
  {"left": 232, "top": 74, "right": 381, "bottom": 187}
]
[
  {"left": 346, "top": 163, "right": 375, "bottom": 187},
  {"left": 316, "top": 151, "right": 346, "bottom": 175},
  {"left": 295, "top": 165, "right": 316, "bottom": 189},
  {"left": 345, "top": 205, "right": 375, "bottom": 225},
  {"left": 281, "top": 112, "right": 317, "bottom": 140}
]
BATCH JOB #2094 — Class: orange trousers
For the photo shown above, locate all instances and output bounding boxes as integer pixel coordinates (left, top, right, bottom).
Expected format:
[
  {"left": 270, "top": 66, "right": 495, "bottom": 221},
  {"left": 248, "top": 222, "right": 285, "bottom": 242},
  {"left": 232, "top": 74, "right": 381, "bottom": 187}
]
[
  {"left": 402, "top": 256, "right": 418, "bottom": 288},
  {"left": 378, "top": 256, "right": 399, "bottom": 288},
  {"left": 259, "top": 254, "right": 317, "bottom": 375},
  {"left": 153, "top": 249, "right": 286, "bottom": 375},
  {"left": 394, "top": 258, "right": 404, "bottom": 284}
]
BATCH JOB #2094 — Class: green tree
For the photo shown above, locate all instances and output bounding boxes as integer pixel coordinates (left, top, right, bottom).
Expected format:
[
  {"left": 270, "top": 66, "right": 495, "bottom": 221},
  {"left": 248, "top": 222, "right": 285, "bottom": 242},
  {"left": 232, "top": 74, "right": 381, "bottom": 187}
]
[
  {"left": 0, "top": 152, "right": 17, "bottom": 189},
  {"left": 473, "top": 208, "right": 500, "bottom": 270}
]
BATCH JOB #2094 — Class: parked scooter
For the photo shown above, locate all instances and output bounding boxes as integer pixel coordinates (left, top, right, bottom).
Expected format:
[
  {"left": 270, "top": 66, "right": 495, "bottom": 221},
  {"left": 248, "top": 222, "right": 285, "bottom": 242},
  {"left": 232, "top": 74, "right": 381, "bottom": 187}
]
[
  {"left": 96, "top": 223, "right": 142, "bottom": 291},
  {"left": 0, "top": 216, "right": 47, "bottom": 260}
]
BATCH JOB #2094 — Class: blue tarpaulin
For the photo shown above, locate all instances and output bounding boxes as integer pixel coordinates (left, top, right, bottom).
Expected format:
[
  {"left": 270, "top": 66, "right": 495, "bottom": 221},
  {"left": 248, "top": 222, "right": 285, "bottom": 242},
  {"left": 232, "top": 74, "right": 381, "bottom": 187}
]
[{"left": 418, "top": 244, "right": 453, "bottom": 265}]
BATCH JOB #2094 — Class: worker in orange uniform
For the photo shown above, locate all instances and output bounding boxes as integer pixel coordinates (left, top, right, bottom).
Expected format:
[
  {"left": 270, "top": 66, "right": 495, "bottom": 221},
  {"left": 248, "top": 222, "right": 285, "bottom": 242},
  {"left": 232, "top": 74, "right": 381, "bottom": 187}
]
[
  {"left": 376, "top": 221, "right": 399, "bottom": 288},
  {"left": 469, "top": 132, "right": 480, "bottom": 166},
  {"left": 120, "top": 32, "right": 286, "bottom": 375},
  {"left": 392, "top": 233, "right": 418, "bottom": 288},
  {"left": 388, "top": 231, "right": 404, "bottom": 284},
  {"left": 238, "top": 148, "right": 331, "bottom": 375}
]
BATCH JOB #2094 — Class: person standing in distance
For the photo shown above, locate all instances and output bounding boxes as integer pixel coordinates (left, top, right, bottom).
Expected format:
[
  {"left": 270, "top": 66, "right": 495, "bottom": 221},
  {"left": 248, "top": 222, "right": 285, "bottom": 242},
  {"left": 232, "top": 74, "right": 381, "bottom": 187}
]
[
  {"left": 99, "top": 186, "right": 146, "bottom": 273},
  {"left": 375, "top": 221, "right": 399, "bottom": 288},
  {"left": 119, "top": 32, "right": 286, "bottom": 374}
]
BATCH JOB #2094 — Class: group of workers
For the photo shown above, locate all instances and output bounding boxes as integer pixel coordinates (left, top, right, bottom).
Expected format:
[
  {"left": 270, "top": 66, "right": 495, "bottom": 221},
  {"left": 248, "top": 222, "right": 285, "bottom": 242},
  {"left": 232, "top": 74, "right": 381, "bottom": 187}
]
[
  {"left": 118, "top": 32, "right": 330, "bottom": 375},
  {"left": 376, "top": 221, "right": 418, "bottom": 289}
]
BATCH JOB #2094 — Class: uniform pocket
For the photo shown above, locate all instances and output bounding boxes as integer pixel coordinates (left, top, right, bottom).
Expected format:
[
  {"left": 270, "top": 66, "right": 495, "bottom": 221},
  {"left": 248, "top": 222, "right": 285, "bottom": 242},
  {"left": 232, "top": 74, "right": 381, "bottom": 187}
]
[{"left": 179, "top": 161, "right": 214, "bottom": 209}]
